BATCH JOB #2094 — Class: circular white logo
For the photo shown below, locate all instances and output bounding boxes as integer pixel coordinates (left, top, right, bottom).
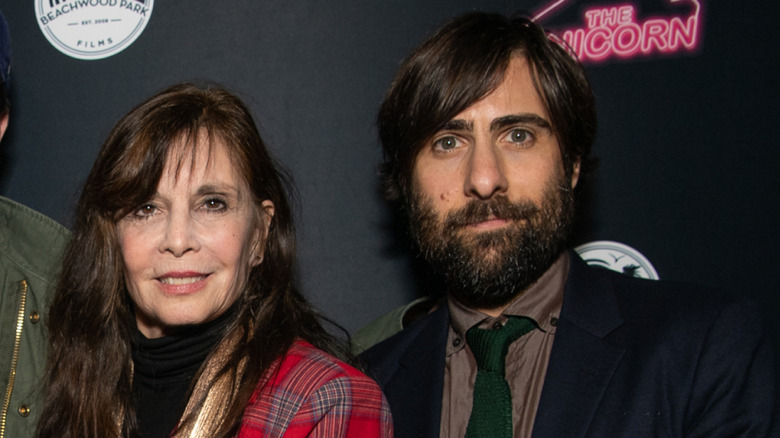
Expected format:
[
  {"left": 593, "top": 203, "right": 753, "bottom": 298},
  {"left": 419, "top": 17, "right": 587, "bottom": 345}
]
[
  {"left": 575, "top": 240, "right": 660, "bottom": 280},
  {"left": 35, "top": 0, "right": 154, "bottom": 60}
]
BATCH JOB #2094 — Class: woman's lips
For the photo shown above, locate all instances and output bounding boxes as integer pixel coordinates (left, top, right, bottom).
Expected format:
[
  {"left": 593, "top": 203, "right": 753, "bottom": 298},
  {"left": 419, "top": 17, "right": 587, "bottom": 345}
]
[
  {"left": 156, "top": 271, "right": 210, "bottom": 294},
  {"left": 159, "top": 275, "right": 207, "bottom": 285}
]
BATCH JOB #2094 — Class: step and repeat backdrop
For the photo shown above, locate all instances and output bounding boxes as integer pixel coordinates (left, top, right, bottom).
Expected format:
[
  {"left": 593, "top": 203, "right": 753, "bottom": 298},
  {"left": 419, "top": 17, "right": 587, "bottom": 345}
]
[{"left": 2, "top": 1, "right": 779, "bottom": 353}]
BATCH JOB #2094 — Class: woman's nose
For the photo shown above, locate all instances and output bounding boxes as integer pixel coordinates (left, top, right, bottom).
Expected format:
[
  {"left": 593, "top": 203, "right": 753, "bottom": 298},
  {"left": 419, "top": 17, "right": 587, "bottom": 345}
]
[{"left": 159, "top": 211, "right": 199, "bottom": 257}]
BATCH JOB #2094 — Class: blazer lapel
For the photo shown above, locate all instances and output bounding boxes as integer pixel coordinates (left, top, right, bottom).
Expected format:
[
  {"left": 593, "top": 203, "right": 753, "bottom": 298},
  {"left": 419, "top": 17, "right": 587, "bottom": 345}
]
[
  {"left": 532, "top": 254, "right": 627, "bottom": 438},
  {"left": 384, "top": 305, "right": 450, "bottom": 438}
]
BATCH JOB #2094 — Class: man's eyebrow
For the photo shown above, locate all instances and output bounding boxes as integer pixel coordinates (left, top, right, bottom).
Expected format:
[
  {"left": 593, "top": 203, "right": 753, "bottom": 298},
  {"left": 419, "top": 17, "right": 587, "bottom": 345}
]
[
  {"left": 439, "top": 119, "right": 474, "bottom": 132},
  {"left": 490, "top": 114, "right": 552, "bottom": 132}
]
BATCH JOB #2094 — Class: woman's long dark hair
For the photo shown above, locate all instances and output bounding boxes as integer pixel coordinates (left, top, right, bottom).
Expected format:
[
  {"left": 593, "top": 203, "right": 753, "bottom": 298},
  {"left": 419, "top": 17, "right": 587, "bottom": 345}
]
[{"left": 36, "top": 83, "right": 348, "bottom": 438}]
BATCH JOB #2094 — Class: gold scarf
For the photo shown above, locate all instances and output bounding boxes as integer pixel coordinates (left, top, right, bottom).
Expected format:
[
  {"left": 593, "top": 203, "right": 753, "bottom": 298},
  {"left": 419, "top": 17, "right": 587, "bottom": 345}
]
[{"left": 171, "top": 328, "right": 248, "bottom": 438}]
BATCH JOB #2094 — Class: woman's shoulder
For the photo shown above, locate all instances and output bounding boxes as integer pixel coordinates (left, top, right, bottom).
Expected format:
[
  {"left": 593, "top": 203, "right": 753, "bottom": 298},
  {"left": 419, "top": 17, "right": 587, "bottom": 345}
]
[
  {"left": 268, "top": 339, "right": 379, "bottom": 393},
  {"left": 240, "top": 340, "right": 392, "bottom": 437}
]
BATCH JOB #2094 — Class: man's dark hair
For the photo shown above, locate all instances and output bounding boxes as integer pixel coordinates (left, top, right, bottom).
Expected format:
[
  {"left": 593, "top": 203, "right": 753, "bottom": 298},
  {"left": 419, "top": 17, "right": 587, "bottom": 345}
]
[
  {"left": 377, "top": 12, "right": 597, "bottom": 204},
  {"left": 0, "top": 80, "right": 8, "bottom": 117}
]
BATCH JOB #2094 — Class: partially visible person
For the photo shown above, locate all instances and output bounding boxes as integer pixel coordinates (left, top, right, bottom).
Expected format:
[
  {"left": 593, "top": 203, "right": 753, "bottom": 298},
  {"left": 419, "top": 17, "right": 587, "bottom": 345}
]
[
  {"left": 359, "top": 12, "right": 777, "bottom": 437},
  {"left": 35, "top": 82, "right": 392, "bottom": 438},
  {"left": 0, "top": 9, "right": 70, "bottom": 438}
]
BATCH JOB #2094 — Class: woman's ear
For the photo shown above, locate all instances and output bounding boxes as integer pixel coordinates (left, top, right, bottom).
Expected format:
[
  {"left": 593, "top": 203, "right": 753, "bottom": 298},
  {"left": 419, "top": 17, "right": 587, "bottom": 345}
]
[
  {"left": 251, "top": 200, "right": 275, "bottom": 267},
  {"left": 0, "top": 113, "right": 8, "bottom": 142},
  {"left": 570, "top": 159, "right": 581, "bottom": 189}
]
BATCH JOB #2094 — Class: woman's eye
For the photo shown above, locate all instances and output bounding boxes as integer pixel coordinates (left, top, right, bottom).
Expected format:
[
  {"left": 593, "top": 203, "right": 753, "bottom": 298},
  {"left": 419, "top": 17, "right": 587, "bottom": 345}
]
[
  {"left": 504, "top": 128, "right": 533, "bottom": 145},
  {"left": 134, "top": 204, "right": 157, "bottom": 217},
  {"left": 203, "top": 198, "right": 227, "bottom": 211},
  {"left": 432, "top": 135, "right": 462, "bottom": 152}
]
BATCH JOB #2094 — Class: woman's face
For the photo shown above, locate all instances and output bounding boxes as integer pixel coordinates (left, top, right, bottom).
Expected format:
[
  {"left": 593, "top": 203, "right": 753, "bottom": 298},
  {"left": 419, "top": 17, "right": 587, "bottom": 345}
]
[{"left": 117, "top": 137, "right": 274, "bottom": 338}]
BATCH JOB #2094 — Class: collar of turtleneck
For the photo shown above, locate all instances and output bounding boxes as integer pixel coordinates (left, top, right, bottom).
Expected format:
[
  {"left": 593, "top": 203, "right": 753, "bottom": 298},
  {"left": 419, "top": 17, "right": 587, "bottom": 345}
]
[{"left": 131, "top": 305, "right": 238, "bottom": 387}]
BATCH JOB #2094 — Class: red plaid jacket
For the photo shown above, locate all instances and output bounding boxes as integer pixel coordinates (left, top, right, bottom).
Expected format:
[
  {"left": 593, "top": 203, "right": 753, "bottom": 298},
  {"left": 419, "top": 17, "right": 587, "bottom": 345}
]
[{"left": 236, "top": 340, "right": 394, "bottom": 437}]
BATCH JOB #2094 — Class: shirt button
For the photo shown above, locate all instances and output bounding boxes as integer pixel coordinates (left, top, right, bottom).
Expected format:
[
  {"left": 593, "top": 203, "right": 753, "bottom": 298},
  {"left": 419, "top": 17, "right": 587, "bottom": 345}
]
[
  {"left": 550, "top": 317, "right": 558, "bottom": 327},
  {"left": 29, "top": 311, "right": 40, "bottom": 324},
  {"left": 492, "top": 322, "right": 503, "bottom": 330},
  {"left": 18, "top": 404, "right": 30, "bottom": 417},
  {"left": 453, "top": 338, "right": 462, "bottom": 347}
]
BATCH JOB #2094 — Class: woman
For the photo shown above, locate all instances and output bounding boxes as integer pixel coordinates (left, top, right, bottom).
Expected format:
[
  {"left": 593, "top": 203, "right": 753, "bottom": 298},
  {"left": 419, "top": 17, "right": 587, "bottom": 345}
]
[{"left": 36, "top": 83, "right": 392, "bottom": 438}]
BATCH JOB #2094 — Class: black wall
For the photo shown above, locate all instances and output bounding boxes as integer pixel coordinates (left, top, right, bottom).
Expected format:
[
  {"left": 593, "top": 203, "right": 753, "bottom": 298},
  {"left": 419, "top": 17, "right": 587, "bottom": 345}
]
[{"left": 2, "top": 1, "right": 779, "bottom": 359}]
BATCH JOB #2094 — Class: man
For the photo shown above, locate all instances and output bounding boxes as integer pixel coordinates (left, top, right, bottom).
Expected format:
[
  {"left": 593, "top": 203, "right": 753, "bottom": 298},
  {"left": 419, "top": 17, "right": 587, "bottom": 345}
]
[
  {"left": 359, "top": 12, "right": 777, "bottom": 437},
  {"left": 0, "top": 10, "right": 70, "bottom": 438}
]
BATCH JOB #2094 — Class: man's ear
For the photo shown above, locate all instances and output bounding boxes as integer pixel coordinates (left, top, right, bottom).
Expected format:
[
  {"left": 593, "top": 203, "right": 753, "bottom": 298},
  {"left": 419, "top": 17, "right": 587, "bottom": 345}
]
[
  {"left": 570, "top": 159, "right": 581, "bottom": 189},
  {"left": 0, "top": 113, "right": 8, "bottom": 142},
  {"left": 251, "top": 200, "right": 275, "bottom": 267}
]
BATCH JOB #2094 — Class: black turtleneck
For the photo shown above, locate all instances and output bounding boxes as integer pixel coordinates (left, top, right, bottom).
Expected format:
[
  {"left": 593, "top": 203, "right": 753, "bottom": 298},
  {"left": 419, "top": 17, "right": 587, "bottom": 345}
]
[{"left": 131, "top": 307, "right": 236, "bottom": 438}]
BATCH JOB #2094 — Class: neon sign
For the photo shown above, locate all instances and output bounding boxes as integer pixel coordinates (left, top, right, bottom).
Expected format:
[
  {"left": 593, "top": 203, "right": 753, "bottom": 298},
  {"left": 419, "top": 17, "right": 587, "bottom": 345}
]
[{"left": 534, "top": 0, "right": 703, "bottom": 63}]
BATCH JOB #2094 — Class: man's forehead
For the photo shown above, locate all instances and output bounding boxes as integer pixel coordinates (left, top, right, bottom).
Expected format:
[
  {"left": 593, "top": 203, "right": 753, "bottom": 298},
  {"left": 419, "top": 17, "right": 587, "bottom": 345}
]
[{"left": 444, "top": 57, "right": 549, "bottom": 128}]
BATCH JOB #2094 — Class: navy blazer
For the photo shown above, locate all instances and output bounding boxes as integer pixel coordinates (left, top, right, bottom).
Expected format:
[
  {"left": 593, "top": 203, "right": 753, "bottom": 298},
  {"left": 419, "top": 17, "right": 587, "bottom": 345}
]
[{"left": 361, "top": 254, "right": 778, "bottom": 437}]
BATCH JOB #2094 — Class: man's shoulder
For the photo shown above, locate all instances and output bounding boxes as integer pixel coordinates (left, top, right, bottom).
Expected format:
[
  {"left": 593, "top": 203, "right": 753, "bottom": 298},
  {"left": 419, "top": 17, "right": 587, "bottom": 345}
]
[
  {"left": 0, "top": 196, "right": 70, "bottom": 281},
  {"left": 570, "top": 260, "right": 765, "bottom": 348},
  {"left": 586, "top": 262, "right": 737, "bottom": 316},
  {"left": 570, "top": 251, "right": 729, "bottom": 305}
]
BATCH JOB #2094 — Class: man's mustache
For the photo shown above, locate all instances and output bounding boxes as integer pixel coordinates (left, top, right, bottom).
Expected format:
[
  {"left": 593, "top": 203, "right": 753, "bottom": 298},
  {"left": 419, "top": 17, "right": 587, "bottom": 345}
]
[{"left": 443, "top": 197, "right": 540, "bottom": 228}]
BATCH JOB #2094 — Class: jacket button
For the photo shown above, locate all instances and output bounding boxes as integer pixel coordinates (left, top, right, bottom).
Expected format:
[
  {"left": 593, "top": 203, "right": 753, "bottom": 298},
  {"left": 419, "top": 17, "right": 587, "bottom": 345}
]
[
  {"left": 29, "top": 311, "right": 40, "bottom": 324},
  {"left": 18, "top": 404, "right": 30, "bottom": 417}
]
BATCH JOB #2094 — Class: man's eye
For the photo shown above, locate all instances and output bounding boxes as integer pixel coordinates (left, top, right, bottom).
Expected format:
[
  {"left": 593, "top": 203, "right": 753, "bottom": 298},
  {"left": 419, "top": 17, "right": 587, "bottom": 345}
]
[
  {"left": 432, "top": 136, "right": 461, "bottom": 151},
  {"left": 505, "top": 128, "right": 533, "bottom": 144}
]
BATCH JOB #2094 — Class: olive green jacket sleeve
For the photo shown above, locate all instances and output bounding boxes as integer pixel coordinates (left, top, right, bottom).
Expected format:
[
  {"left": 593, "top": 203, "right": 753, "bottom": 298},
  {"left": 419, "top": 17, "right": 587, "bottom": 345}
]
[
  {"left": 351, "top": 296, "right": 440, "bottom": 355},
  {"left": 0, "top": 197, "right": 69, "bottom": 438}
]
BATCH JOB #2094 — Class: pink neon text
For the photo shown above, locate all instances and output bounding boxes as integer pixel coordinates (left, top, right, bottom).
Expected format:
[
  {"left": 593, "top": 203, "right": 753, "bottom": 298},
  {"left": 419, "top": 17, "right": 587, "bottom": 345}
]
[{"left": 558, "top": 2, "right": 702, "bottom": 63}]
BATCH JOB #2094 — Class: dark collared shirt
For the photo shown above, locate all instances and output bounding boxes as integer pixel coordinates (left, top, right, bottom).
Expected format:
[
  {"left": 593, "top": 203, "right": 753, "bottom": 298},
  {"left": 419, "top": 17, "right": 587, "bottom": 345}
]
[{"left": 441, "top": 253, "right": 569, "bottom": 438}]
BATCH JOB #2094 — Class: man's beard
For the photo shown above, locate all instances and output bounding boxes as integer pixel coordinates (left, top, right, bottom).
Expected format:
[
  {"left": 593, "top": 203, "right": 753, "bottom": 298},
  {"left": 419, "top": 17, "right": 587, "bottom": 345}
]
[{"left": 408, "top": 175, "right": 575, "bottom": 310}]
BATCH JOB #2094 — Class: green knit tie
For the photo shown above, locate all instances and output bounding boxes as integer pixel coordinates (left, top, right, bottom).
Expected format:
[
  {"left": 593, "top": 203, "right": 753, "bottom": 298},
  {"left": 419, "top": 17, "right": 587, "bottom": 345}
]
[{"left": 465, "top": 316, "right": 535, "bottom": 438}]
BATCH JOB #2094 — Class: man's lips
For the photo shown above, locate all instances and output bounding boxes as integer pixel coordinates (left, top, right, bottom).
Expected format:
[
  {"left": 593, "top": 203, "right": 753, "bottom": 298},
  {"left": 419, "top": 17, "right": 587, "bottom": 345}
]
[{"left": 465, "top": 216, "right": 512, "bottom": 230}]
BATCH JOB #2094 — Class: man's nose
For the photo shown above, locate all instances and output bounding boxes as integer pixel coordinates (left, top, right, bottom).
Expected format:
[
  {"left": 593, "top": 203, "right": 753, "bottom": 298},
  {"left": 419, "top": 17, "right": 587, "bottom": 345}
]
[{"left": 464, "top": 142, "right": 508, "bottom": 199}]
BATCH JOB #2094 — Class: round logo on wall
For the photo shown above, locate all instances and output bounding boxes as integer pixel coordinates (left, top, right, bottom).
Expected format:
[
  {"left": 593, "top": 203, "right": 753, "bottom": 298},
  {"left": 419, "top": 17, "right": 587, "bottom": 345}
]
[
  {"left": 35, "top": 0, "right": 154, "bottom": 60},
  {"left": 575, "top": 240, "right": 660, "bottom": 280}
]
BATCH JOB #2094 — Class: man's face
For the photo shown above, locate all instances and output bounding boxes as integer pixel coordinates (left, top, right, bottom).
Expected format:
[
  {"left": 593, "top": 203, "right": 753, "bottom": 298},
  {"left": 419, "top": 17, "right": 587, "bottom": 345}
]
[{"left": 409, "top": 56, "right": 580, "bottom": 313}]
